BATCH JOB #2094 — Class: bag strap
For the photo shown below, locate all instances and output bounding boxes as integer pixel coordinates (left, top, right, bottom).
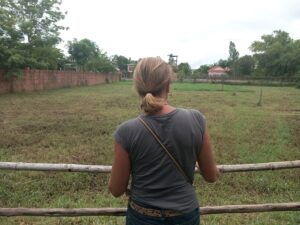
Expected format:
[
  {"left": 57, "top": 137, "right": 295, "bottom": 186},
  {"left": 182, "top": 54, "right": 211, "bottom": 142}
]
[{"left": 138, "top": 116, "right": 192, "bottom": 184}]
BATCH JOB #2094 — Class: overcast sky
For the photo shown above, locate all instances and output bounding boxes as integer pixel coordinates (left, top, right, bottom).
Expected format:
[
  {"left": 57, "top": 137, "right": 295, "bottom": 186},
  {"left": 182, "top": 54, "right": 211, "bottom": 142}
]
[{"left": 59, "top": 0, "right": 300, "bottom": 68}]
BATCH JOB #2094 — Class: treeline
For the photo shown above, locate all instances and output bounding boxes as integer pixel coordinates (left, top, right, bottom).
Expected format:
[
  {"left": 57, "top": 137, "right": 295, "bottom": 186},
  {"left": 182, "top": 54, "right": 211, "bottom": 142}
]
[
  {"left": 0, "top": 0, "right": 133, "bottom": 78},
  {"left": 185, "top": 31, "right": 300, "bottom": 80},
  {"left": 66, "top": 39, "right": 136, "bottom": 75}
]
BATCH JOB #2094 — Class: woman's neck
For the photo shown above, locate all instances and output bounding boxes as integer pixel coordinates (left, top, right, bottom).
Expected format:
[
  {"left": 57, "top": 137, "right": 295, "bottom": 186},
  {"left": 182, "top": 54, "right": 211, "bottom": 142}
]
[{"left": 156, "top": 104, "right": 176, "bottom": 115}]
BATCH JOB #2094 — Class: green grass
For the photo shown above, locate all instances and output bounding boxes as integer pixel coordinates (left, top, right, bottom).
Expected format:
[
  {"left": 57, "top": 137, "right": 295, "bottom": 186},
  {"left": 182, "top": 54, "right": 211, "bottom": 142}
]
[
  {"left": 172, "top": 82, "right": 254, "bottom": 92},
  {"left": 0, "top": 82, "right": 299, "bottom": 224}
]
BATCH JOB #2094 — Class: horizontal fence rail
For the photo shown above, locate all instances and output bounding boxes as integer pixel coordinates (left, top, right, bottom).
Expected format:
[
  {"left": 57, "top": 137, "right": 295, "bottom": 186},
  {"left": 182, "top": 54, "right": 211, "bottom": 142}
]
[
  {"left": 0, "top": 203, "right": 299, "bottom": 217},
  {"left": 0, "top": 160, "right": 299, "bottom": 173},
  {"left": 217, "top": 160, "right": 300, "bottom": 173},
  {"left": 1, "top": 161, "right": 299, "bottom": 217}
]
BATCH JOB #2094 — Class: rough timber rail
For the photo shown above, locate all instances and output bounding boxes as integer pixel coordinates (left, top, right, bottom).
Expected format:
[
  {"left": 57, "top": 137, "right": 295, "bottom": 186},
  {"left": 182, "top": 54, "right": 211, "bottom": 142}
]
[
  {"left": 0, "top": 160, "right": 299, "bottom": 217},
  {"left": 0, "top": 203, "right": 299, "bottom": 217},
  {"left": 0, "top": 160, "right": 299, "bottom": 173}
]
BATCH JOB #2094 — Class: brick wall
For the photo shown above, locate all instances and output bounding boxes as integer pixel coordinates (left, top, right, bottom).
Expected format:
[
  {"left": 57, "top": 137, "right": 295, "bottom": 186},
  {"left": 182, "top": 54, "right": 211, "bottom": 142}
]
[
  {"left": 0, "top": 71, "right": 11, "bottom": 94},
  {"left": 0, "top": 69, "right": 120, "bottom": 94}
]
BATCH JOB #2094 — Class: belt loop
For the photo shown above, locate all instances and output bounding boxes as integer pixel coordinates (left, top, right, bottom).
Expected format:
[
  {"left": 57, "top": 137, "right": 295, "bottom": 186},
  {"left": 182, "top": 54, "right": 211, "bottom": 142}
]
[{"left": 160, "top": 209, "right": 165, "bottom": 217}]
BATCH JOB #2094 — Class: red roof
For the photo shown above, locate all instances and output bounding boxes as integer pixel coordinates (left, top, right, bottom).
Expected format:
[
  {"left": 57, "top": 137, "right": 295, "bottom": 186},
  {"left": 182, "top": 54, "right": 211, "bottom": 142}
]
[{"left": 208, "top": 66, "right": 226, "bottom": 73}]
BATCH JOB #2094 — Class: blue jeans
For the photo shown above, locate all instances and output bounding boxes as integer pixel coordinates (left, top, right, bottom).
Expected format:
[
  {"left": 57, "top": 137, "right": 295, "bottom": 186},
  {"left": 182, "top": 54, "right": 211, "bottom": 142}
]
[{"left": 126, "top": 204, "right": 200, "bottom": 225}]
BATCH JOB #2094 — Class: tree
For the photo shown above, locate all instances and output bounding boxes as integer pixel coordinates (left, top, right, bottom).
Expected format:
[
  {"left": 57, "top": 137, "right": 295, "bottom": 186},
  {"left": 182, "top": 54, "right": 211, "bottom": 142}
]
[
  {"left": 228, "top": 41, "right": 239, "bottom": 63},
  {"left": 86, "top": 57, "right": 116, "bottom": 73},
  {"left": 0, "top": 0, "right": 66, "bottom": 74},
  {"left": 176, "top": 70, "right": 185, "bottom": 82},
  {"left": 250, "top": 30, "right": 300, "bottom": 77},
  {"left": 68, "top": 38, "right": 116, "bottom": 73},
  {"left": 235, "top": 55, "right": 255, "bottom": 76},
  {"left": 218, "top": 59, "right": 229, "bottom": 68},
  {"left": 228, "top": 41, "right": 239, "bottom": 76},
  {"left": 178, "top": 62, "right": 192, "bottom": 76},
  {"left": 68, "top": 39, "right": 100, "bottom": 70},
  {"left": 250, "top": 30, "right": 292, "bottom": 53},
  {"left": 112, "top": 55, "right": 130, "bottom": 76},
  {"left": 177, "top": 62, "right": 192, "bottom": 82},
  {"left": 194, "top": 64, "right": 211, "bottom": 77}
]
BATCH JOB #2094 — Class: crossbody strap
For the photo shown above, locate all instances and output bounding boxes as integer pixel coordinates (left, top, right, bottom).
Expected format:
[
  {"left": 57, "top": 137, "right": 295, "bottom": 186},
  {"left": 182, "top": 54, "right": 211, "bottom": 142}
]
[{"left": 138, "top": 116, "right": 192, "bottom": 184}]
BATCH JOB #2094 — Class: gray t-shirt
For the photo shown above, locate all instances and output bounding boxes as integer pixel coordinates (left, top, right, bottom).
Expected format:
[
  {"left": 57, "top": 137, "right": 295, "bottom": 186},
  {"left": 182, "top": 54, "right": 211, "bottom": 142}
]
[{"left": 114, "top": 108, "right": 206, "bottom": 213}]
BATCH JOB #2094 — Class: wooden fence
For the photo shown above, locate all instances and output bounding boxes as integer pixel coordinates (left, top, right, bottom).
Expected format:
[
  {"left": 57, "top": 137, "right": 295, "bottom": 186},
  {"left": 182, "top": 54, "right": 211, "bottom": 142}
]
[
  {"left": 0, "top": 160, "right": 299, "bottom": 217},
  {"left": 1, "top": 160, "right": 299, "bottom": 173}
]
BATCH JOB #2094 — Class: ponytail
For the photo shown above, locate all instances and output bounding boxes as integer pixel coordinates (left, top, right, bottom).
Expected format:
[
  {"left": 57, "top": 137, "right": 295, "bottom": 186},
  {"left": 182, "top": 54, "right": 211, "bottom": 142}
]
[{"left": 141, "top": 93, "right": 165, "bottom": 114}]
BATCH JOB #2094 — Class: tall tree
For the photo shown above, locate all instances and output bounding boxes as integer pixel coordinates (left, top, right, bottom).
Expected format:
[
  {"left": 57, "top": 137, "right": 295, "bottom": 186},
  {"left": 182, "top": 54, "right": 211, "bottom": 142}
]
[
  {"left": 228, "top": 41, "right": 239, "bottom": 64},
  {"left": 0, "top": 0, "right": 66, "bottom": 73},
  {"left": 228, "top": 41, "right": 239, "bottom": 76},
  {"left": 250, "top": 30, "right": 300, "bottom": 77}
]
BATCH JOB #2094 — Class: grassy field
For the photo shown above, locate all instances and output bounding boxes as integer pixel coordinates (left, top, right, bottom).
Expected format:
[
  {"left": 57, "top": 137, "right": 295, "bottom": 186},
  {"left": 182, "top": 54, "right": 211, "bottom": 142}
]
[{"left": 0, "top": 81, "right": 299, "bottom": 225}]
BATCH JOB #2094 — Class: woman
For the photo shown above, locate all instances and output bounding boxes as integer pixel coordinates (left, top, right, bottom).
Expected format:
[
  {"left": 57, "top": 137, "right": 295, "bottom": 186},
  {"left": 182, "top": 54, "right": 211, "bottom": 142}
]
[{"left": 109, "top": 57, "right": 219, "bottom": 225}]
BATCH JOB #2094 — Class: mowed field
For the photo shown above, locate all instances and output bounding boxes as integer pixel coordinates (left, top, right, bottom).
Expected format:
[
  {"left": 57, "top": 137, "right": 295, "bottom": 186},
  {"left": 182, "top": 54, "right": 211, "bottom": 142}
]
[{"left": 0, "top": 81, "right": 299, "bottom": 225}]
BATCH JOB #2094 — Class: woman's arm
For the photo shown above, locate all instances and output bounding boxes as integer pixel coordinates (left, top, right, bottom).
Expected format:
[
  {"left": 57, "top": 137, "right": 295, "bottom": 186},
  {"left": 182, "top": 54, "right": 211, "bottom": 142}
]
[
  {"left": 108, "top": 142, "right": 131, "bottom": 197},
  {"left": 197, "top": 127, "right": 219, "bottom": 182}
]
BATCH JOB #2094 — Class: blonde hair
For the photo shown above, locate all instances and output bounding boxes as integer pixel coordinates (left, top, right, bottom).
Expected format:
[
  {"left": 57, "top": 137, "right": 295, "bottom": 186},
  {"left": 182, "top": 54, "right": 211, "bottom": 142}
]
[{"left": 133, "top": 57, "right": 173, "bottom": 114}]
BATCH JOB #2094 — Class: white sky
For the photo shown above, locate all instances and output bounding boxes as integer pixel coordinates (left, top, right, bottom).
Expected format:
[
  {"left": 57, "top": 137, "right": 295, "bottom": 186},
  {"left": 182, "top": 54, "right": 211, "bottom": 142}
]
[{"left": 59, "top": 0, "right": 300, "bottom": 68}]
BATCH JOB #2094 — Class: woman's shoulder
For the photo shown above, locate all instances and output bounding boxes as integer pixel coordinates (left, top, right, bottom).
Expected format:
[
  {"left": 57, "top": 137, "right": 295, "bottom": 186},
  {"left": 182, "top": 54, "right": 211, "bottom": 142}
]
[
  {"left": 175, "top": 108, "right": 206, "bottom": 128},
  {"left": 116, "top": 117, "right": 140, "bottom": 131},
  {"left": 113, "top": 117, "right": 141, "bottom": 148},
  {"left": 176, "top": 108, "right": 205, "bottom": 118}
]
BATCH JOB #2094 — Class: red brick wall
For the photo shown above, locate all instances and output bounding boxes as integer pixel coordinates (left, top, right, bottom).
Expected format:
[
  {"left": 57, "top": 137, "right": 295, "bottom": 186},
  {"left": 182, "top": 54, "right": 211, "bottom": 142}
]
[{"left": 0, "top": 69, "right": 120, "bottom": 94}]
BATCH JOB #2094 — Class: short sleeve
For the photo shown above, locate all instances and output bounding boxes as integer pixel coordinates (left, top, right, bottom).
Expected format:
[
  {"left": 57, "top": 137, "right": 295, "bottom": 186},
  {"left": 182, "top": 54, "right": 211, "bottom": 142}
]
[
  {"left": 113, "top": 118, "right": 138, "bottom": 153},
  {"left": 113, "top": 123, "right": 130, "bottom": 152},
  {"left": 190, "top": 109, "right": 206, "bottom": 133},
  {"left": 189, "top": 109, "right": 207, "bottom": 155},
  {"left": 199, "top": 111, "right": 206, "bottom": 132}
]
